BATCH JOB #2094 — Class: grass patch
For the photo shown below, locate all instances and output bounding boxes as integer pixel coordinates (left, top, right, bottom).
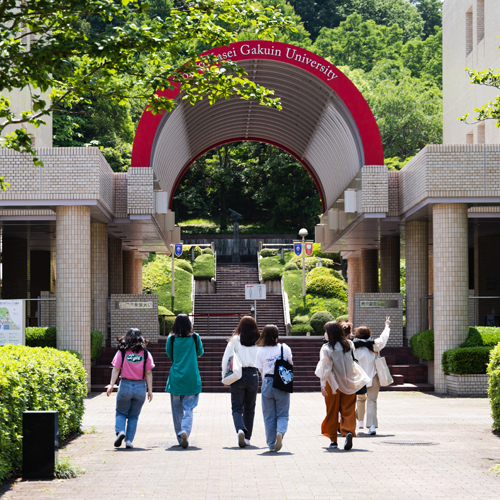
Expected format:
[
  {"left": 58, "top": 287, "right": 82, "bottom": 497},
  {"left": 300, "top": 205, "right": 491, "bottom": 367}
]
[
  {"left": 260, "top": 253, "right": 293, "bottom": 281},
  {"left": 155, "top": 266, "right": 193, "bottom": 315},
  {"left": 54, "top": 457, "right": 85, "bottom": 479},
  {"left": 491, "top": 463, "right": 500, "bottom": 475}
]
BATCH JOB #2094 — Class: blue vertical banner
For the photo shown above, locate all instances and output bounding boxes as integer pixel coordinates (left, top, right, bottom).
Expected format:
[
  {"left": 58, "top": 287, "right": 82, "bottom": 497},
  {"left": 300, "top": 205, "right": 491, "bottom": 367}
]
[
  {"left": 294, "top": 243, "right": 302, "bottom": 256},
  {"left": 174, "top": 244, "right": 183, "bottom": 257}
]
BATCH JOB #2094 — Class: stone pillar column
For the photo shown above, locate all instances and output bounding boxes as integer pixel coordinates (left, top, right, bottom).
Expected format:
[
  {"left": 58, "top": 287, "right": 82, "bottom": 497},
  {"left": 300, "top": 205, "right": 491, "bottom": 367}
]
[
  {"left": 50, "top": 249, "right": 57, "bottom": 293},
  {"left": 123, "top": 251, "right": 135, "bottom": 294},
  {"left": 91, "top": 223, "right": 108, "bottom": 344},
  {"left": 2, "top": 238, "right": 29, "bottom": 299},
  {"left": 406, "top": 221, "right": 428, "bottom": 338},
  {"left": 433, "top": 204, "right": 469, "bottom": 393},
  {"left": 108, "top": 238, "right": 123, "bottom": 295},
  {"left": 56, "top": 206, "right": 91, "bottom": 385},
  {"left": 134, "top": 255, "right": 143, "bottom": 294},
  {"left": 380, "top": 236, "right": 400, "bottom": 293},
  {"left": 360, "top": 249, "right": 378, "bottom": 293},
  {"left": 347, "top": 257, "right": 361, "bottom": 324}
]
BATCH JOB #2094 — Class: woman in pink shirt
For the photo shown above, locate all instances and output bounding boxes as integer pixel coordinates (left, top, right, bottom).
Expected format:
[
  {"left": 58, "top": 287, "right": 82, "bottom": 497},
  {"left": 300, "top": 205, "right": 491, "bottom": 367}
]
[{"left": 107, "top": 328, "right": 155, "bottom": 449}]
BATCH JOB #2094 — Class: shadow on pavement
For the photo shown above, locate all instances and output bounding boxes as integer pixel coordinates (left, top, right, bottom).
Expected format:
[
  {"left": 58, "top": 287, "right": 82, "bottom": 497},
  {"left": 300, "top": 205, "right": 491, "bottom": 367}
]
[{"left": 165, "top": 446, "right": 202, "bottom": 451}]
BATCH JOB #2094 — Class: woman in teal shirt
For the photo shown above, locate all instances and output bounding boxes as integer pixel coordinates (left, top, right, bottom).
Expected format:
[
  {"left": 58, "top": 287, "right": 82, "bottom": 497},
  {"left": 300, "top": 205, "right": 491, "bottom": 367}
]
[{"left": 166, "top": 314, "right": 204, "bottom": 449}]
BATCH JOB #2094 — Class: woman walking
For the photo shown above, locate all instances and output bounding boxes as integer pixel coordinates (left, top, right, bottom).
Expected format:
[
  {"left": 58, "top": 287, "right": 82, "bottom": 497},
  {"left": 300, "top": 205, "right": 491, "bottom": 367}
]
[
  {"left": 254, "top": 325, "right": 293, "bottom": 452},
  {"left": 107, "top": 328, "right": 155, "bottom": 449},
  {"left": 166, "top": 314, "right": 204, "bottom": 449},
  {"left": 221, "top": 316, "right": 260, "bottom": 448},
  {"left": 354, "top": 316, "right": 391, "bottom": 435},
  {"left": 316, "top": 321, "right": 370, "bottom": 450}
]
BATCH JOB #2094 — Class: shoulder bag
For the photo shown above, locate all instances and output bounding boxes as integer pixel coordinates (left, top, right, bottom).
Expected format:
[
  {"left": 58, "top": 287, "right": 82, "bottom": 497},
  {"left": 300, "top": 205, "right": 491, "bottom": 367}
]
[
  {"left": 222, "top": 338, "right": 243, "bottom": 385},
  {"left": 273, "top": 344, "right": 294, "bottom": 393},
  {"left": 375, "top": 350, "right": 394, "bottom": 386}
]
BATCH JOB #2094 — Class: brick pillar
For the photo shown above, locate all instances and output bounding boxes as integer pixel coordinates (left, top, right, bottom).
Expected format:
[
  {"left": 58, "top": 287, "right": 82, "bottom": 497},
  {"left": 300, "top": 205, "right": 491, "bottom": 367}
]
[
  {"left": 2, "top": 238, "right": 29, "bottom": 299},
  {"left": 380, "top": 236, "right": 400, "bottom": 293},
  {"left": 91, "top": 223, "right": 108, "bottom": 344},
  {"left": 123, "top": 251, "right": 135, "bottom": 294},
  {"left": 347, "top": 257, "right": 361, "bottom": 324},
  {"left": 361, "top": 249, "right": 378, "bottom": 293},
  {"left": 108, "top": 238, "right": 123, "bottom": 295},
  {"left": 134, "top": 255, "right": 143, "bottom": 294},
  {"left": 56, "top": 206, "right": 91, "bottom": 386},
  {"left": 406, "top": 221, "right": 428, "bottom": 338},
  {"left": 433, "top": 204, "right": 469, "bottom": 393}
]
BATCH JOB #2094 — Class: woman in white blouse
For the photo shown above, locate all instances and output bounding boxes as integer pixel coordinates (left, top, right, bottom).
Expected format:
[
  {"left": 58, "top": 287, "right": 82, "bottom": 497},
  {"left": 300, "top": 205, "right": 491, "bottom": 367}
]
[{"left": 353, "top": 316, "right": 391, "bottom": 436}]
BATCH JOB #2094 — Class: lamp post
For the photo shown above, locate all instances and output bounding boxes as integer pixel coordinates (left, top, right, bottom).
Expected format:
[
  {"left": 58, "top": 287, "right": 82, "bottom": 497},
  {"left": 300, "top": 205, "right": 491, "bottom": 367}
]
[{"left": 299, "top": 228, "right": 308, "bottom": 297}]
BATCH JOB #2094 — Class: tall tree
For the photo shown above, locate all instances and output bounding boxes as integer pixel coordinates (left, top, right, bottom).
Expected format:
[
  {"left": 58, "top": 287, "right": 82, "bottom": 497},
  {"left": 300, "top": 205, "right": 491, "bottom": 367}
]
[{"left": 411, "top": 0, "right": 443, "bottom": 38}]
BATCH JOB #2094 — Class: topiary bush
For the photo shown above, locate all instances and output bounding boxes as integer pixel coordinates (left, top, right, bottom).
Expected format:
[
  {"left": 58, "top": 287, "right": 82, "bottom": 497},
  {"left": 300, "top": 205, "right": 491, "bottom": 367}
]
[
  {"left": 292, "top": 315, "right": 310, "bottom": 324},
  {"left": 201, "top": 247, "right": 214, "bottom": 255},
  {"left": 284, "top": 261, "right": 299, "bottom": 271},
  {"left": 260, "top": 248, "right": 277, "bottom": 257},
  {"left": 158, "top": 306, "right": 175, "bottom": 335},
  {"left": 142, "top": 254, "right": 171, "bottom": 293},
  {"left": 336, "top": 314, "right": 349, "bottom": 323},
  {"left": 306, "top": 269, "right": 347, "bottom": 300},
  {"left": 175, "top": 259, "right": 194, "bottom": 274},
  {"left": 0, "top": 345, "right": 87, "bottom": 481},
  {"left": 310, "top": 310, "right": 334, "bottom": 335},
  {"left": 178, "top": 245, "right": 202, "bottom": 260},
  {"left": 442, "top": 346, "right": 493, "bottom": 375},
  {"left": 409, "top": 329, "right": 434, "bottom": 361},
  {"left": 25, "top": 327, "right": 57, "bottom": 348},
  {"left": 91, "top": 331, "right": 103, "bottom": 361},
  {"left": 487, "top": 343, "right": 500, "bottom": 431},
  {"left": 193, "top": 253, "right": 215, "bottom": 280},
  {"left": 290, "top": 323, "right": 313, "bottom": 335},
  {"left": 460, "top": 326, "right": 500, "bottom": 348}
]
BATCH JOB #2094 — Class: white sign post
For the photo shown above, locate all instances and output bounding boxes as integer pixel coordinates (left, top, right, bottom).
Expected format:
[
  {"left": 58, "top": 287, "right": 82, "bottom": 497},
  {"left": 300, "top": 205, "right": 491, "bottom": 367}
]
[
  {"left": 0, "top": 299, "right": 26, "bottom": 346},
  {"left": 245, "top": 284, "right": 266, "bottom": 324}
]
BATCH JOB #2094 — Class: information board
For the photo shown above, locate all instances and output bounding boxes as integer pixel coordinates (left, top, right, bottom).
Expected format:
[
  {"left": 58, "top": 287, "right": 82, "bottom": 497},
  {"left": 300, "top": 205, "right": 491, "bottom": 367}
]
[
  {"left": 0, "top": 299, "right": 26, "bottom": 346},
  {"left": 245, "top": 284, "right": 267, "bottom": 300}
]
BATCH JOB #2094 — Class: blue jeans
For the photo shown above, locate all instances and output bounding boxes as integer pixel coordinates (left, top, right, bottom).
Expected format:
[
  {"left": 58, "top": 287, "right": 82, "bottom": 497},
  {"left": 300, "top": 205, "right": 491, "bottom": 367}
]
[
  {"left": 115, "top": 379, "right": 147, "bottom": 443},
  {"left": 170, "top": 394, "right": 199, "bottom": 443},
  {"left": 230, "top": 367, "right": 259, "bottom": 439},
  {"left": 261, "top": 376, "right": 290, "bottom": 450}
]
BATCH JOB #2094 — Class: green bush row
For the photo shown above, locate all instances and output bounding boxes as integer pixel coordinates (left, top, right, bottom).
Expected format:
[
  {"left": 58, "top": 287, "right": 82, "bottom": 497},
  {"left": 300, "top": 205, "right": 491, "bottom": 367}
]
[
  {"left": 310, "top": 311, "right": 334, "bottom": 335},
  {"left": 0, "top": 345, "right": 87, "bottom": 481},
  {"left": 290, "top": 323, "right": 313, "bottom": 335},
  {"left": 158, "top": 306, "right": 175, "bottom": 335},
  {"left": 409, "top": 329, "right": 435, "bottom": 361},
  {"left": 193, "top": 253, "right": 215, "bottom": 280},
  {"left": 460, "top": 327, "right": 500, "bottom": 348},
  {"left": 442, "top": 346, "right": 493, "bottom": 375},
  {"left": 487, "top": 343, "right": 500, "bottom": 431},
  {"left": 305, "top": 268, "right": 347, "bottom": 300}
]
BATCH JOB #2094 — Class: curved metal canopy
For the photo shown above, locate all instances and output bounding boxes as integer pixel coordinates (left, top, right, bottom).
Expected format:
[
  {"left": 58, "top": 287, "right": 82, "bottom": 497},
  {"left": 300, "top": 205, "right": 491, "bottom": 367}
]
[{"left": 131, "top": 41, "right": 384, "bottom": 212}]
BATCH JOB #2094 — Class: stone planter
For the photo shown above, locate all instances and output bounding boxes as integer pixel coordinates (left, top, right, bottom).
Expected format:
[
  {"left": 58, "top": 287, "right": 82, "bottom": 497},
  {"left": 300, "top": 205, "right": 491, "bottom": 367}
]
[
  {"left": 264, "top": 280, "right": 281, "bottom": 294},
  {"left": 420, "top": 359, "right": 435, "bottom": 385},
  {"left": 445, "top": 374, "right": 489, "bottom": 397},
  {"left": 195, "top": 280, "right": 215, "bottom": 294}
]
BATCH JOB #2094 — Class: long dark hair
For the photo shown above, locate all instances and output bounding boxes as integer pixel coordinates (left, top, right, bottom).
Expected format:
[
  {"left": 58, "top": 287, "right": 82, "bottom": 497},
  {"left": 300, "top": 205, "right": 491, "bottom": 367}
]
[
  {"left": 172, "top": 314, "right": 192, "bottom": 337},
  {"left": 256, "top": 325, "right": 279, "bottom": 347},
  {"left": 229, "top": 316, "right": 260, "bottom": 346},
  {"left": 116, "top": 328, "right": 148, "bottom": 353},
  {"left": 324, "top": 321, "right": 350, "bottom": 353}
]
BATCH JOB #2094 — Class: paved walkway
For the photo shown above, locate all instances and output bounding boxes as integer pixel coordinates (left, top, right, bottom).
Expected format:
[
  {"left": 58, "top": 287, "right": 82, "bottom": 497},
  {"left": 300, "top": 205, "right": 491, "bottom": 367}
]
[{"left": 1, "top": 392, "right": 500, "bottom": 499}]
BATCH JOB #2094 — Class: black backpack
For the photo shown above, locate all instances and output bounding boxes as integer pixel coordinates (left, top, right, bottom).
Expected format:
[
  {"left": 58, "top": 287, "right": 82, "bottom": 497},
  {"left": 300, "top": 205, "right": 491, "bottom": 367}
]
[{"left": 120, "top": 348, "right": 149, "bottom": 380}]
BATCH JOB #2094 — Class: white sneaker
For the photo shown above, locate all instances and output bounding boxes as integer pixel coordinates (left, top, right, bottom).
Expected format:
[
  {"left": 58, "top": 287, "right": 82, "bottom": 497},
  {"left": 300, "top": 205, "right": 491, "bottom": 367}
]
[
  {"left": 180, "top": 431, "right": 189, "bottom": 449},
  {"left": 238, "top": 429, "right": 246, "bottom": 448},
  {"left": 357, "top": 420, "right": 364, "bottom": 429},
  {"left": 368, "top": 425, "right": 376, "bottom": 435},
  {"left": 114, "top": 431, "right": 125, "bottom": 448},
  {"left": 125, "top": 440, "right": 133, "bottom": 449},
  {"left": 274, "top": 432, "right": 283, "bottom": 452},
  {"left": 244, "top": 438, "right": 251, "bottom": 446}
]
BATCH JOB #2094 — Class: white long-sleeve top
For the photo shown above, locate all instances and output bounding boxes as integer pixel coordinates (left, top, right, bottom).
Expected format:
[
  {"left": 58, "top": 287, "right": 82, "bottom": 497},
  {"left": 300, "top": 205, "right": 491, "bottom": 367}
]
[
  {"left": 221, "top": 335, "right": 259, "bottom": 378},
  {"left": 353, "top": 326, "right": 390, "bottom": 387}
]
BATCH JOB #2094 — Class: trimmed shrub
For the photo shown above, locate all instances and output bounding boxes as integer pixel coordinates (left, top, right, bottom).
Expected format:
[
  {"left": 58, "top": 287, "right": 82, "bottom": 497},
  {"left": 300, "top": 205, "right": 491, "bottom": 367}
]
[
  {"left": 487, "top": 343, "right": 500, "bottom": 431},
  {"left": 175, "top": 260, "right": 194, "bottom": 274},
  {"left": 193, "top": 253, "right": 215, "bottom": 280},
  {"left": 290, "top": 255, "right": 336, "bottom": 271},
  {"left": 0, "top": 345, "right": 87, "bottom": 481},
  {"left": 158, "top": 306, "right": 175, "bottom": 335},
  {"left": 25, "top": 327, "right": 57, "bottom": 348},
  {"left": 178, "top": 245, "right": 202, "bottom": 260},
  {"left": 91, "top": 331, "right": 103, "bottom": 361},
  {"left": 460, "top": 326, "right": 500, "bottom": 348},
  {"left": 260, "top": 248, "right": 276, "bottom": 257},
  {"left": 290, "top": 323, "right": 313, "bottom": 335},
  {"left": 142, "top": 254, "right": 171, "bottom": 293},
  {"left": 310, "top": 311, "right": 334, "bottom": 335},
  {"left": 292, "top": 315, "right": 310, "bottom": 324},
  {"left": 306, "top": 270, "right": 347, "bottom": 300},
  {"left": 310, "top": 242, "right": 340, "bottom": 261},
  {"left": 442, "top": 346, "right": 493, "bottom": 375},
  {"left": 409, "top": 329, "right": 434, "bottom": 361},
  {"left": 336, "top": 314, "right": 349, "bottom": 323},
  {"left": 284, "top": 261, "right": 299, "bottom": 271},
  {"left": 201, "top": 247, "right": 214, "bottom": 255}
]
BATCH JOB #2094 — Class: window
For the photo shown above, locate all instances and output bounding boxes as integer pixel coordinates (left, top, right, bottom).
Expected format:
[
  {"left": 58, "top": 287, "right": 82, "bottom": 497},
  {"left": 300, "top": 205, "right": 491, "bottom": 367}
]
[
  {"left": 477, "top": 0, "right": 485, "bottom": 43},
  {"left": 466, "top": 132, "right": 474, "bottom": 144},
  {"left": 477, "top": 123, "right": 485, "bottom": 144},
  {"left": 466, "top": 7, "right": 473, "bottom": 57}
]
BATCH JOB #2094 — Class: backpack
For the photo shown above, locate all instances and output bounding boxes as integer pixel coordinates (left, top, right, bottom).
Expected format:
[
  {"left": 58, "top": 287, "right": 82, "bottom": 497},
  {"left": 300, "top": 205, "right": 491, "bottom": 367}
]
[
  {"left": 120, "top": 348, "right": 149, "bottom": 380},
  {"left": 170, "top": 334, "right": 199, "bottom": 363}
]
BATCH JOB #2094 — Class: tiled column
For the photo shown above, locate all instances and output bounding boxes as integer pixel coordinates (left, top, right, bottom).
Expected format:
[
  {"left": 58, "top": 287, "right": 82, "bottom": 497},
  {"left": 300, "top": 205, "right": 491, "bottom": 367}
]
[
  {"left": 134, "top": 255, "right": 143, "bottom": 294},
  {"left": 406, "top": 221, "right": 428, "bottom": 338},
  {"left": 2, "top": 238, "right": 29, "bottom": 299},
  {"left": 56, "top": 206, "right": 91, "bottom": 386},
  {"left": 108, "top": 238, "right": 123, "bottom": 295},
  {"left": 433, "top": 204, "right": 469, "bottom": 393},
  {"left": 380, "top": 236, "right": 400, "bottom": 293},
  {"left": 347, "top": 257, "right": 361, "bottom": 324},
  {"left": 361, "top": 249, "right": 378, "bottom": 293},
  {"left": 91, "top": 223, "right": 108, "bottom": 344},
  {"left": 123, "top": 251, "right": 135, "bottom": 294},
  {"left": 50, "top": 249, "right": 57, "bottom": 293}
]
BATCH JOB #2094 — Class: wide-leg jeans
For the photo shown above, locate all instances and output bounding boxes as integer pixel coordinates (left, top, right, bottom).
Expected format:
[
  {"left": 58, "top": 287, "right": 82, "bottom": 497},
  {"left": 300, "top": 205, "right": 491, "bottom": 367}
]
[
  {"left": 170, "top": 394, "right": 199, "bottom": 443},
  {"left": 115, "top": 378, "right": 147, "bottom": 443},
  {"left": 230, "top": 367, "right": 259, "bottom": 440},
  {"left": 261, "top": 376, "right": 290, "bottom": 450}
]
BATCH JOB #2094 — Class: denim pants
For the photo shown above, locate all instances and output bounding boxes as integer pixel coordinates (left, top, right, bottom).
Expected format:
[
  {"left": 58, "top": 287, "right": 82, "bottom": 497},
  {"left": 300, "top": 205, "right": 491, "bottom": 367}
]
[
  {"left": 170, "top": 394, "right": 199, "bottom": 443},
  {"left": 230, "top": 367, "right": 259, "bottom": 440},
  {"left": 261, "top": 376, "right": 290, "bottom": 450},
  {"left": 115, "top": 378, "right": 147, "bottom": 443}
]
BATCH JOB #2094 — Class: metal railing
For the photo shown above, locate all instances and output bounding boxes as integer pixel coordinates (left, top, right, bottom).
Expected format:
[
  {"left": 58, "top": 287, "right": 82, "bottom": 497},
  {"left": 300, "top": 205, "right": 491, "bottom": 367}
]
[{"left": 281, "top": 276, "right": 291, "bottom": 335}]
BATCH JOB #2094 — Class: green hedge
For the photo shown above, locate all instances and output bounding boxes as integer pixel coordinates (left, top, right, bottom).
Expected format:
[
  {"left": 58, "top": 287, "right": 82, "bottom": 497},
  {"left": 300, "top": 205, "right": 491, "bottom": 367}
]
[
  {"left": 158, "top": 306, "right": 175, "bottom": 335},
  {"left": 284, "top": 261, "right": 299, "bottom": 271},
  {"left": 25, "top": 327, "right": 56, "bottom": 348},
  {"left": 310, "top": 311, "right": 334, "bottom": 335},
  {"left": 290, "top": 323, "right": 313, "bottom": 335},
  {"left": 336, "top": 314, "right": 349, "bottom": 323},
  {"left": 442, "top": 346, "right": 493, "bottom": 375},
  {"left": 91, "top": 331, "right": 103, "bottom": 361},
  {"left": 201, "top": 247, "right": 214, "bottom": 255},
  {"left": 487, "top": 343, "right": 500, "bottom": 431},
  {"left": 305, "top": 268, "right": 347, "bottom": 300},
  {"left": 0, "top": 345, "right": 87, "bottom": 481},
  {"left": 260, "top": 248, "right": 277, "bottom": 257},
  {"left": 409, "top": 329, "right": 435, "bottom": 361},
  {"left": 193, "top": 253, "right": 215, "bottom": 280},
  {"left": 292, "top": 314, "right": 310, "bottom": 324},
  {"left": 175, "top": 260, "right": 194, "bottom": 274},
  {"left": 460, "top": 327, "right": 500, "bottom": 348}
]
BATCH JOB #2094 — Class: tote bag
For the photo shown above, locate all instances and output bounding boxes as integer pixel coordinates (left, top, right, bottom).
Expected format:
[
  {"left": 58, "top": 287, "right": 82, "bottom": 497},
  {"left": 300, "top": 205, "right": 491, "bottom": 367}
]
[
  {"left": 273, "top": 344, "right": 294, "bottom": 393},
  {"left": 375, "top": 351, "right": 393, "bottom": 386},
  {"left": 222, "top": 339, "right": 243, "bottom": 385}
]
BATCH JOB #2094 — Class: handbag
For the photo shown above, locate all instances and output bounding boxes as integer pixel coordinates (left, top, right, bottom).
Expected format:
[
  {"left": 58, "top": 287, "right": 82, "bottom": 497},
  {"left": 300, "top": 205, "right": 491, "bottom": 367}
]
[
  {"left": 222, "top": 338, "right": 243, "bottom": 385},
  {"left": 273, "top": 344, "right": 293, "bottom": 393},
  {"left": 375, "top": 351, "right": 393, "bottom": 386}
]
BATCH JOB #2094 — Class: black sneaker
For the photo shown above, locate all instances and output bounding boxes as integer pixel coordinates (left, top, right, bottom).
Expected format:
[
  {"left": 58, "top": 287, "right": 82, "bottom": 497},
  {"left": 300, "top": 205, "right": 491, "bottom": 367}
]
[
  {"left": 114, "top": 431, "right": 125, "bottom": 448},
  {"left": 329, "top": 442, "right": 338, "bottom": 449},
  {"left": 344, "top": 432, "right": 353, "bottom": 451}
]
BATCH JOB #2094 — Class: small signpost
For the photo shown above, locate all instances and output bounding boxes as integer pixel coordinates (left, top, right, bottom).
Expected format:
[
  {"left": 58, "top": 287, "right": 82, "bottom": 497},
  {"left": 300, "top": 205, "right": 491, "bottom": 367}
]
[
  {"left": 171, "top": 243, "right": 183, "bottom": 302},
  {"left": 0, "top": 299, "right": 26, "bottom": 346},
  {"left": 245, "top": 284, "right": 266, "bottom": 324}
]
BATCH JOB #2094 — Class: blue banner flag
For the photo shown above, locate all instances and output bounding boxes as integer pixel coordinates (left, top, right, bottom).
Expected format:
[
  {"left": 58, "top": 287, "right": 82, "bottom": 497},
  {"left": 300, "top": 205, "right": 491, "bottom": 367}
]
[
  {"left": 294, "top": 243, "right": 302, "bottom": 256},
  {"left": 174, "top": 244, "right": 183, "bottom": 257}
]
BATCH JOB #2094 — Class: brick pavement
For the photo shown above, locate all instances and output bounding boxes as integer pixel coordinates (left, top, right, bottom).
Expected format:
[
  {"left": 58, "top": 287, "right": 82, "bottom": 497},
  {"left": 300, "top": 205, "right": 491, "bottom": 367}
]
[{"left": 1, "top": 392, "right": 500, "bottom": 499}]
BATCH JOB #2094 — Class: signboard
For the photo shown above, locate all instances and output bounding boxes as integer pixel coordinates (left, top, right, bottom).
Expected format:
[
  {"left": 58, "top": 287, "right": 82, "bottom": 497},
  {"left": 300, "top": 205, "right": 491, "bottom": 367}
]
[
  {"left": 0, "top": 299, "right": 26, "bottom": 346},
  {"left": 360, "top": 300, "right": 398, "bottom": 309},
  {"left": 174, "top": 244, "right": 183, "bottom": 257},
  {"left": 118, "top": 301, "right": 154, "bottom": 310},
  {"left": 294, "top": 243, "right": 302, "bottom": 256},
  {"left": 245, "top": 284, "right": 266, "bottom": 300},
  {"left": 305, "top": 242, "right": 313, "bottom": 256}
]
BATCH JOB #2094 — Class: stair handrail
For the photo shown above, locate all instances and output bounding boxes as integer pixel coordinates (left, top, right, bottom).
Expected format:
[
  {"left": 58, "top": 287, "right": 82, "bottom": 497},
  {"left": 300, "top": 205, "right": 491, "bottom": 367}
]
[
  {"left": 213, "top": 250, "right": 217, "bottom": 292},
  {"left": 257, "top": 252, "right": 263, "bottom": 283},
  {"left": 190, "top": 274, "right": 195, "bottom": 328},
  {"left": 281, "top": 276, "right": 291, "bottom": 335}
]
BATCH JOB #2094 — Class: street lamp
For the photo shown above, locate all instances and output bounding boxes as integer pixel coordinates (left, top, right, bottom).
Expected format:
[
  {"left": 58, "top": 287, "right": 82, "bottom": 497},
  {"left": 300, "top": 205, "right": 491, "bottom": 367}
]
[{"left": 299, "top": 228, "right": 308, "bottom": 297}]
